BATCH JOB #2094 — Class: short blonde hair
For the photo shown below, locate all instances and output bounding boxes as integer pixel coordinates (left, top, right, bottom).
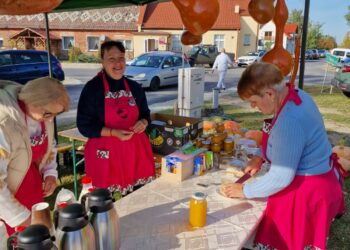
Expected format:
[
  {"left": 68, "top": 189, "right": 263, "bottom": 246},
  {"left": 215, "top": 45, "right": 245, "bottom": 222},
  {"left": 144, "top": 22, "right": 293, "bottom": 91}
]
[
  {"left": 18, "top": 77, "right": 70, "bottom": 111},
  {"left": 237, "top": 62, "right": 284, "bottom": 100}
]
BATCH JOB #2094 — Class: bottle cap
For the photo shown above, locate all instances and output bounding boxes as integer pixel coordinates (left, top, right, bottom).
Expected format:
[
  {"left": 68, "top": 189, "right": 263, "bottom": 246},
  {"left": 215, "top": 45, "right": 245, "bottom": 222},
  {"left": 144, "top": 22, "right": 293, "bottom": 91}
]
[
  {"left": 192, "top": 192, "right": 207, "bottom": 201},
  {"left": 81, "top": 176, "right": 92, "bottom": 184}
]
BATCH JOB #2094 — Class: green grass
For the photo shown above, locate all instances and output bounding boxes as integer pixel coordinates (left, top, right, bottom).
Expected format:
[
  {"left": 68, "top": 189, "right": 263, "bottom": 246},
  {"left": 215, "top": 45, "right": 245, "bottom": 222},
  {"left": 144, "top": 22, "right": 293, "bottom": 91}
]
[{"left": 52, "top": 85, "right": 349, "bottom": 248}]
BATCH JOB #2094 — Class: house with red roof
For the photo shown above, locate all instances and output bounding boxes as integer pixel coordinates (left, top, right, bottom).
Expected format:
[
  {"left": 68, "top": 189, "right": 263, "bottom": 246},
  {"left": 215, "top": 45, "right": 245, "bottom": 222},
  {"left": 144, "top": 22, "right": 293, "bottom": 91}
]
[
  {"left": 0, "top": 1, "right": 260, "bottom": 60},
  {"left": 258, "top": 22, "right": 298, "bottom": 55}
]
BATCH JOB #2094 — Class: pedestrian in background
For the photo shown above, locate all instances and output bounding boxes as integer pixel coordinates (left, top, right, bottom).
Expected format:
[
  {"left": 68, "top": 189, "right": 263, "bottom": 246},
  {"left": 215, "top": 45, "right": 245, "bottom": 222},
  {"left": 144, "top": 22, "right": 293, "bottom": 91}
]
[{"left": 212, "top": 48, "right": 233, "bottom": 90}]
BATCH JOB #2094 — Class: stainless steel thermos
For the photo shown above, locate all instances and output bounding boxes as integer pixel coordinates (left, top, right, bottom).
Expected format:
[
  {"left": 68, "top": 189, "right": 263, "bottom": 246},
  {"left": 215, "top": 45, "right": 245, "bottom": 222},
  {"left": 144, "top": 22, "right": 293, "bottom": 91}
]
[
  {"left": 54, "top": 203, "right": 96, "bottom": 250},
  {"left": 81, "top": 188, "right": 120, "bottom": 250},
  {"left": 7, "top": 224, "right": 57, "bottom": 250}
]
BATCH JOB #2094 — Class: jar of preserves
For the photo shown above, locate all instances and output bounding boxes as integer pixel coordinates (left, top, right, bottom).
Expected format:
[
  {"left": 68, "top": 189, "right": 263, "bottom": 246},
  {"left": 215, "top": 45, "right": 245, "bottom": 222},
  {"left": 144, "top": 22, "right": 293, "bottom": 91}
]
[
  {"left": 195, "top": 138, "right": 203, "bottom": 148},
  {"left": 189, "top": 192, "right": 207, "bottom": 228},
  {"left": 202, "top": 140, "right": 211, "bottom": 150},
  {"left": 224, "top": 138, "right": 234, "bottom": 153},
  {"left": 211, "top": 143, "right": 221, "bottom": 153}
]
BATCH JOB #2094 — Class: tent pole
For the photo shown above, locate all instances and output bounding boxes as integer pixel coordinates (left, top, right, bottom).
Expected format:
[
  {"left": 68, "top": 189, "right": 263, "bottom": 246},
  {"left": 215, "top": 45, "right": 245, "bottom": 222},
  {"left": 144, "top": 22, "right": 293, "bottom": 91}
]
[
  {"left": 44, "top": 12, "right": 59, "bottom": 151},
  {"left": 298, "top": 0, "right": 310, "bottom": 89},
  {"left": 44, "top": 13, "right": 53, "bottom": 78}
]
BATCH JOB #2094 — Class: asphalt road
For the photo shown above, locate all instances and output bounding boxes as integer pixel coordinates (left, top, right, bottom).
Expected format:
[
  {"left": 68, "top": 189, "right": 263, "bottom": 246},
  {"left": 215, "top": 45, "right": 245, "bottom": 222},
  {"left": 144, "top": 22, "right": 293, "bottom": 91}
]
[{"left": 57, "top": 59, "right": 333, "bottom": 126}]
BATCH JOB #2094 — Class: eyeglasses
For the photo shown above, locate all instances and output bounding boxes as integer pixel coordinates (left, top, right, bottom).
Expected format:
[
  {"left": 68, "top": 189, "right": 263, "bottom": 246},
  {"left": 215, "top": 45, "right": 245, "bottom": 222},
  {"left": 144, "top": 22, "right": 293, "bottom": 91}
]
[{"left": 42, "top": 109, "right": 64, "bottom": 119}]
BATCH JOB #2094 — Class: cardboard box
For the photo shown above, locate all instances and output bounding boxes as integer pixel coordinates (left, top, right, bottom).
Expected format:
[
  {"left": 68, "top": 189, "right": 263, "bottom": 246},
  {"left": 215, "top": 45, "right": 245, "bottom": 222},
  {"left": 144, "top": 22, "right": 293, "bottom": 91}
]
[
  {"left": 161, "top": 148, "right": 206, "bottom": 182},
  {"left": 147, "top": 113, "right": 203, "bottom": 155}
]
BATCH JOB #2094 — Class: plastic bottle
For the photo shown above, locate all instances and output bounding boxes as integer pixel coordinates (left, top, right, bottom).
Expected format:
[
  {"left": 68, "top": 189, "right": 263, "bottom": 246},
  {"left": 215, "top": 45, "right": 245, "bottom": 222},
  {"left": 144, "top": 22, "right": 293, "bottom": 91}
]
[{"left": 78, "top": 176, "right": 93, "bottom": 202}]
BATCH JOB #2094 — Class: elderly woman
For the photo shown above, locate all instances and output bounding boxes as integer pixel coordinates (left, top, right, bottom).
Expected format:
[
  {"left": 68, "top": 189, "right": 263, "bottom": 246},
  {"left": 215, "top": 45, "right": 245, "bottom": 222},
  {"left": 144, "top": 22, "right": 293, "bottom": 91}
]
[
  {"left": 223, "top": 62, "right": 345, "bottom": 249},
  {"left": 0, "top": 77, "right": 69, "bottom": 235},
  {"left": 77, "top": 40, "right": 155, "bottom": 195}
]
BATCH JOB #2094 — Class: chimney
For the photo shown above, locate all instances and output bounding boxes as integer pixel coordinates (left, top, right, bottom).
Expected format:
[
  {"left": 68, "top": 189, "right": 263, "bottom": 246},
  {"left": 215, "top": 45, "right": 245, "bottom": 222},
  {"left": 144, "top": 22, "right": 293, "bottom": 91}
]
[{"left": 234, "top": 5, "right": 240, "bottom": 14}]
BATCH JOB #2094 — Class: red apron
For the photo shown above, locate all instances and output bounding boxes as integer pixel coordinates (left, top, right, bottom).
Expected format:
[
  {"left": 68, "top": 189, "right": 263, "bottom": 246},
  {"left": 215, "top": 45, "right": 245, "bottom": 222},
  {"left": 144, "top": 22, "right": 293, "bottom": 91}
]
[
  {"left": 5, "top": 117, "right": 47, "bottom": 236},
  {"left": 255, "top": 84, "right": 345, "bottom": 249},
  {"left": 84, "top": 71, "right": 155, "bottom": 195}
]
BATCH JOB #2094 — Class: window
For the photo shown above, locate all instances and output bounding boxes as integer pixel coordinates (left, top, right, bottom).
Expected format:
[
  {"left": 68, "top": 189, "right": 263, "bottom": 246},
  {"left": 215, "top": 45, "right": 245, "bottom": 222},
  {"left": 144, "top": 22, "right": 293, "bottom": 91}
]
[
  {"left": 124, "top": 40, "right": 133, "bottom": 51},
  {"left": 87, "top": 37, "right": 99, "bottom": 51},
  {"left": 0, "top": 53, "right": 12, "bottom": 66},
  {"left": 0, "top": 38, "right": 3, "bottom": 48},
  {"left": 264, "top": 31, "right": 273, "bottom": 40},
  {"left": 244, "top": 34, "right": 251, "bottom": 46},
  {"left": 62, "top": 36, "right": 74, "bottom": 50},
  {"left": 214, "top": 35, "right": 224, "bottom": 49},
  {"left": 171, "top": 35, "right": 182, "bottom": 52},
  {"left": 14, "top": 53, "right": 42, "bottom": 64},
  {"left": 173, "top": 56, "right": 183, "bottom": 67}
]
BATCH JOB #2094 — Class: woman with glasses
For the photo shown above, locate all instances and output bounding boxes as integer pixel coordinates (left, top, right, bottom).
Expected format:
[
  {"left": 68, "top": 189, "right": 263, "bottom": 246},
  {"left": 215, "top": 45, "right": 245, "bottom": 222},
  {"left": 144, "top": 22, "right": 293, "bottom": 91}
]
[
  {"left": 77, "top": 40, "right": 155, "bottom": 196},
  {"left": 0, "top": 77, "right": 69, "bottom": 236},
  {"left": 222, "top": 62, "right": 345, "bottom": 249}
]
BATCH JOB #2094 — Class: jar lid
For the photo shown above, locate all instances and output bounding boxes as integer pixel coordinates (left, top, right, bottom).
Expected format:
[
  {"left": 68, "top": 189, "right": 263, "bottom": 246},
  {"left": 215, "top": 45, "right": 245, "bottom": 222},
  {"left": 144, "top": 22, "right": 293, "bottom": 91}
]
[{"left": 192, "top": 192, "right": 207, "bottom": 201}]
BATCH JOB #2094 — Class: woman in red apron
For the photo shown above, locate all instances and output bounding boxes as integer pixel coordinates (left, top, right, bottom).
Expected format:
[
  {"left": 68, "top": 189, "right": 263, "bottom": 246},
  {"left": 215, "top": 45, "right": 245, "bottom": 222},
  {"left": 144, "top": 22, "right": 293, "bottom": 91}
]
[
  {"left": 77, "top": 40, "right": 155, "bottom": 195},
  {"left": 0, "top": 77, "right": 69, "bottom": 236},
  {"left": 223, "top": 63, "right": 345, "bottom": 249}
]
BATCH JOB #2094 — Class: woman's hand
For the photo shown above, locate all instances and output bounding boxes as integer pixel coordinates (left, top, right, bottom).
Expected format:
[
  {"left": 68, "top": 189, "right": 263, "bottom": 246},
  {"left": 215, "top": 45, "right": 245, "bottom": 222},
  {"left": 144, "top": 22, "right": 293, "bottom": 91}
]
[
  {"left": 244, "top": 156, "right": 263, "bottom": 176},
  {"left": 131, "top": 119, "right": 148, "bottom": 134},
  {"left": 223, "top": 183, "right": 245, "bottom": 198},
  {"left": 112, "top": 129, "right": 134, "bottom": 141},
  {"left": 43, "top": 176, "right": 57, "bottom": 197}
]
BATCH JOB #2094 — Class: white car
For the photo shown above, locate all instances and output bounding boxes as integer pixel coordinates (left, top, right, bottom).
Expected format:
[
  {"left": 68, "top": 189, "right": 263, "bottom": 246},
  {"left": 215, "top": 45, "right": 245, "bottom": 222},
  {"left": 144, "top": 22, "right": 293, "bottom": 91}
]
[{"left": 237, "top": 51, "right": 265, "bottom": 67}]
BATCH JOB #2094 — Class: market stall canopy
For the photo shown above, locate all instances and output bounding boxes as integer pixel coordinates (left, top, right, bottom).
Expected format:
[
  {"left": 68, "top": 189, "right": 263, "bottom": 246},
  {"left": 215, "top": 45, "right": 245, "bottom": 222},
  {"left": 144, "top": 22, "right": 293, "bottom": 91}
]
[
  {"left": 0, "top": 0, "right": 169, "bottom": 15},
  {"left": 54, "top": 0, "right": 170, "bottom": 12}
]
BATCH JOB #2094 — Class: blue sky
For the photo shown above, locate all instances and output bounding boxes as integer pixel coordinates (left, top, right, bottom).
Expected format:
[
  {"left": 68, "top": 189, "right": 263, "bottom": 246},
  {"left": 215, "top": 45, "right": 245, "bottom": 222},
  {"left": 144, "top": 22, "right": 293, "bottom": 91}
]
[{"left": 285, "top": 0, "right": 349, "bottom": 44}]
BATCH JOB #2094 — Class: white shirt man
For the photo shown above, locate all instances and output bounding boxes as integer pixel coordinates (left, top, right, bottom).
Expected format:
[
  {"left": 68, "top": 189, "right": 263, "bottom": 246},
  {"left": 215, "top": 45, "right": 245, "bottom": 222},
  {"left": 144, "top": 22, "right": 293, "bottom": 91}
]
[{"left": 212, "top": 48, "right": 233, "bottom": 90}]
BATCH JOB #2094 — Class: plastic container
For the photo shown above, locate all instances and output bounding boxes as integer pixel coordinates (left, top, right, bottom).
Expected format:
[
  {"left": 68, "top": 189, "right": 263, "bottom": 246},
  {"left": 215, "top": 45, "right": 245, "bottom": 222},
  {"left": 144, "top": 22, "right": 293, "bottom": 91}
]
[
  {"left": 189, "top": 192, "right": 207, "bottom": 228},
  {"left": 78, "top": 176, "right": 93, "bottom": 202}
]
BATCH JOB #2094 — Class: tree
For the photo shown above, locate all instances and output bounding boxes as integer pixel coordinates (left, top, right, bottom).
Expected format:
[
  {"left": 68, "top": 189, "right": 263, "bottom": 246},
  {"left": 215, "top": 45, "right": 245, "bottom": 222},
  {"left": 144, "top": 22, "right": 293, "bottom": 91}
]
[
  {"left": 287, "top": 9, "right": 304, "bottom": 33},
  {"left": 306, "top": 22, "right": 323, "bottom": 49},
  {"left": 339, "top": 32, "right": 350, "bottom": 48},
  {"left": 318, "top": 36, "right": 337, "bottom": 50},
  {"left": 345, "top": 6, "right": 350, "bottom": 24}
]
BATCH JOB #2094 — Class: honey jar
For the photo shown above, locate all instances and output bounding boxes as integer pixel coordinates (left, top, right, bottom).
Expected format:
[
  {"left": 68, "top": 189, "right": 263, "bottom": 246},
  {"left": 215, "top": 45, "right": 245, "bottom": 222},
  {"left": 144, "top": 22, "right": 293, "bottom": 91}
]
[
  {"left": 211, "top": 143, "right": 221, "bottom": 153},
  {"left": 224, "top": 138, "right": 234, "bottom": 153},
  {"left": 189, "top": 192, "right": 207, "bottom": 228},
  {"left": 216, "top": 122, "right": 225, "bottom": 133},
  {"left": 195, "top": 138, "right": 203, "bottom": 148},
  {"left": 202, "top": 140, "right": 211, "bottom": 150}
]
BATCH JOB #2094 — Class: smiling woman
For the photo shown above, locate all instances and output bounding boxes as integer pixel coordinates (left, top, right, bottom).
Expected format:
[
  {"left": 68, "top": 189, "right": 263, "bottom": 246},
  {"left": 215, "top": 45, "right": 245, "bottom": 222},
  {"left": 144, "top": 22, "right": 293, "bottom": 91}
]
[{"left": 77, "top": 40, "right": 155, "bottom": 196}]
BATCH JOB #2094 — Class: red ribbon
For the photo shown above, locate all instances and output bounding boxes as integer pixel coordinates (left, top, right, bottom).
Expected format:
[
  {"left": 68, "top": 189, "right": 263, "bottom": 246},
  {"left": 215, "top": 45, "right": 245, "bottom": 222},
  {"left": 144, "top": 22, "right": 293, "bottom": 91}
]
[{"left": 331, "top": 152, "right": 349, "bottom": 178}]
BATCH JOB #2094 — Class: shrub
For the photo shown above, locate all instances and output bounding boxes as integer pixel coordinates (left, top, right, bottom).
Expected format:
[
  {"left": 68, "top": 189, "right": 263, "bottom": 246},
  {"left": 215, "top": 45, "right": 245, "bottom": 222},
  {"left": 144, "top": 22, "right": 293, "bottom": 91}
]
[
  {"left": 77, "top": 54, "right": 100, "bottom": 63},
  {"left": 68, "top": 47, "right": 82, "bottom": 62}
]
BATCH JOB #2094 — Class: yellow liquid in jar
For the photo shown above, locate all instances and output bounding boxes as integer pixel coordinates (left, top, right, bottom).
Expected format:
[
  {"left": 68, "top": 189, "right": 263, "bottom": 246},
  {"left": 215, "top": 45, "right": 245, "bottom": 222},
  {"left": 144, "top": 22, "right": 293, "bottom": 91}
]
[{"left": 189, "top": 198, "right": 207, "bottom": 228}]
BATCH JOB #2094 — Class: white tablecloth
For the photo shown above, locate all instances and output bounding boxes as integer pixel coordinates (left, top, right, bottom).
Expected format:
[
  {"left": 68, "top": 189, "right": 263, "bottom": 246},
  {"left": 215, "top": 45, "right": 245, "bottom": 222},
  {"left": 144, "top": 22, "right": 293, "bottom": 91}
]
[{"left": 115, "top": 170, "right": 267, "bottom": 250}]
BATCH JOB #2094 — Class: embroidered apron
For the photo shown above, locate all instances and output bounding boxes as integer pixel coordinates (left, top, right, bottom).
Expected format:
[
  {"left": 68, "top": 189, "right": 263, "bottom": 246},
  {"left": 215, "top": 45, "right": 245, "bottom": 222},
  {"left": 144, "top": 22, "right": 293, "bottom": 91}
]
[
  {"left": 84, "top": 71, "right": 155, "bottom": 195},
  {"left": 5, "top": 113, "right": 47, "bottom": 236},
  {"left": 255, "top": 84, "right": 345, "bottom": 249}
]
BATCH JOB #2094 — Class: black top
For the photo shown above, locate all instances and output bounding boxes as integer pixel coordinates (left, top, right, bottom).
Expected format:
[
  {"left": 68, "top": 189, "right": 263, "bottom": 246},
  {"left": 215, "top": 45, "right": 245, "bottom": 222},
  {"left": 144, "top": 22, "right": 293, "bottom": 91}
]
[{"left": 77, "top": 71, "right": 150, "bottom": 138}]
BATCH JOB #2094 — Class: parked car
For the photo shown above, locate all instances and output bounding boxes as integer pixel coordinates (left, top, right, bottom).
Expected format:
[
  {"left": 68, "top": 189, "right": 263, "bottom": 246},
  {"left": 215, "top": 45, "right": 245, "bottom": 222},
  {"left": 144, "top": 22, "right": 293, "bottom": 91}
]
[
  {"left": 237, "top": 51, "right": 265, "bottom": 67},
  {"left": 331, "top": 67, "right": 350, "bottom": 98},
  {"left": 311, "top": 49, "right": 320, "bottom": 59},
  {"left": 305, "top": 49, "right": 314, "bottom": 60},
  {"left": 331, "top": 48, "right": 350, "bottom": 62},
  {"left": 317, "top": 49, "right": 327, "bottom": 58},
  {"left": 188, "top": 44, "right": 219, "bottom": 67},
  {"left": 0, "top": 50, "right": 65, "bottom": 84},
  {"left": 125, "top": 51, "right": 190, "bottom": 91}
]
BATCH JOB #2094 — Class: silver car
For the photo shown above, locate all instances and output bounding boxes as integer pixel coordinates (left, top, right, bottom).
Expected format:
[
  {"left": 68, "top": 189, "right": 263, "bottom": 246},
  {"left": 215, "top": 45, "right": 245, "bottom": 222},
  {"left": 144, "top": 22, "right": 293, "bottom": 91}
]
[{"left": 125, "top": 51, "right": 190, "bottom": 91}]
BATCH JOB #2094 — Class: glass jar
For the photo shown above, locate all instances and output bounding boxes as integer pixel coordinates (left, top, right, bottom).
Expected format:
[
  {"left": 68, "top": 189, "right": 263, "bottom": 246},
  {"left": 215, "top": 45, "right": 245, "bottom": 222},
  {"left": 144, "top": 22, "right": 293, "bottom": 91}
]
[
  {"left": 211, "top": 143, "right": 221, "bottom": 153},
  {"left": 189, "top": 192, "right": 207, "bottom": 228},
  {"left": 224, "top": 138, "right": 234, "bottom": 153}
]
